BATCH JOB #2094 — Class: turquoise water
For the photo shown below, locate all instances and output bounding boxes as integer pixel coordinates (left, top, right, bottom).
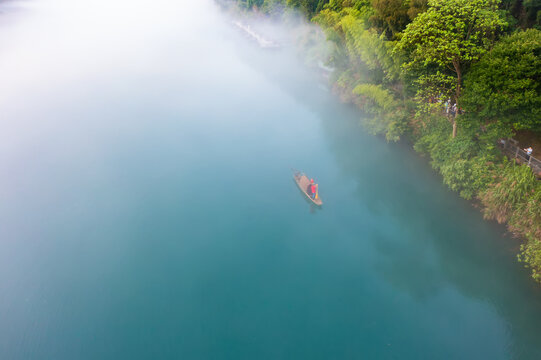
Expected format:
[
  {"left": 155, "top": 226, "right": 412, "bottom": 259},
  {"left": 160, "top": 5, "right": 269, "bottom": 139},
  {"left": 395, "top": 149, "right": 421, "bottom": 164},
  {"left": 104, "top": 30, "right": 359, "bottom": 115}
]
[{"left": 1, "top": 1, "right": 541, "bottom": 359}]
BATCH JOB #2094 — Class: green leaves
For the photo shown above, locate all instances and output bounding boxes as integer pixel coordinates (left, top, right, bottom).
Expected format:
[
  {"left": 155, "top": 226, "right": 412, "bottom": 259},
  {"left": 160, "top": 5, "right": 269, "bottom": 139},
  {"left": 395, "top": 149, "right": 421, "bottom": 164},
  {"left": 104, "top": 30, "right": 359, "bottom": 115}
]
[
  {"left": 481, "top": 164, "right": 541, "bottom": 282},
  {"left": 462, "top": 29, "right": 541, "bottom": 132},
  {"left": 519, "top": 238, "right": 541, "bottom": 283},
  {"left": 481, "top": 159, "right": 537, "bottom": 223},
  {"left": 352, "top": 83, "right": 407, "bottom": 141},
  {"left": 440, "top": 156, "right": 496, "bottom": 199},
  {"left": 395, "top": 0, "right": 507, "bottom": 138},
  {"left": 353, "top": 83, "right": 395, "bottom": 111},
  {"left": 395, "top": 0, "right": 507, "bottom": 86}
]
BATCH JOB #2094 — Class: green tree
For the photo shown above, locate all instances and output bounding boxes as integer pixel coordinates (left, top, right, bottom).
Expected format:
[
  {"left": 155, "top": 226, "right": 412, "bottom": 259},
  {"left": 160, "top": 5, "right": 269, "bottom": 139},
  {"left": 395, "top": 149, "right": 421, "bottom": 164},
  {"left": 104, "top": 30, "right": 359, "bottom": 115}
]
[
  {"left": 313, "top": 6, "right": 395, "bottom": 78},
  {"left": 396, "top": 0, "right": 507, "bottom": 138},
  {"left": 286, "top": 0, "right": 327, "bottom": 16},
  {"left": 406, "top": 0, "right": 429, "bottom": 20},
  {"left": 461, "top": 29, "right": 541, "bottom": 133},
  {"left": 371, "top": 0, "right": 410, "bottom": 36},
  {"left": 352, "top": 83, "right": 408, "bottom": 140},
  {"left": 501, "top": 0, "right": 541, "bottom": 28},
  {"left": 370, "top": 0, "right": 428, "bottom": 37}
]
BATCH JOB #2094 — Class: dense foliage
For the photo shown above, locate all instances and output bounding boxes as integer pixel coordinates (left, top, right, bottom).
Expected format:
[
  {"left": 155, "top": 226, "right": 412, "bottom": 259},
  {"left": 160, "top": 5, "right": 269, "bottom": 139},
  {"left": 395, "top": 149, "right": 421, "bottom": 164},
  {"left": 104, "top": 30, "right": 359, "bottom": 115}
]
[
  {"left": 462, "top": 29, "right": 541, "bottom": 132},
  {"left": 235, "top": 0, "right": 541, "bottom": 283},
  {"left": 396, "top": 0, "right": 507, "bottom": 137}
]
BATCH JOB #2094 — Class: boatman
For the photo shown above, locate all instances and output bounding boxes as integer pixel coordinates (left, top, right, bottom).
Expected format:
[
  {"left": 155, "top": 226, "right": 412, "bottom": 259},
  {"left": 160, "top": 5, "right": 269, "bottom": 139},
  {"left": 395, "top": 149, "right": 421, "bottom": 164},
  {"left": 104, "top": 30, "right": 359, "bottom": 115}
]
[
  {"left": 307, "top": 179, "right": 314, "bottom": 197},
  {"left": 310, "top": 179, "right": 317, "bottom": 200}
]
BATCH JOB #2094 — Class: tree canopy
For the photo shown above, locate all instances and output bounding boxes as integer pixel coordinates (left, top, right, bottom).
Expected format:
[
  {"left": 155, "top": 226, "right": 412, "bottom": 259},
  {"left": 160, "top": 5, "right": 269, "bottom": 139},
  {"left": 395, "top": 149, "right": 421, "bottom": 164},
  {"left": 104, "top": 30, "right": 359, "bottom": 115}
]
[
  {"left": 395, "top": 0, "right": 507, "bottom": 136},
  {"left": 396, "top": 0, "right": 507, "bottom": 87},
  {"left": 462, "top": 29, "right": 541, "bottom": 132}
]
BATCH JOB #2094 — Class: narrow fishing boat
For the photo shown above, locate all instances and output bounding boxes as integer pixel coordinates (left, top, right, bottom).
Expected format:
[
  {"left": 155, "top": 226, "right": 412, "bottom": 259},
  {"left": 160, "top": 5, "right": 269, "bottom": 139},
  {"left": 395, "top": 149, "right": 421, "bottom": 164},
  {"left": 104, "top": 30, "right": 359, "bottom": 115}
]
[{"left": 293, "top": 170, "right": 323, "bottom": 206}]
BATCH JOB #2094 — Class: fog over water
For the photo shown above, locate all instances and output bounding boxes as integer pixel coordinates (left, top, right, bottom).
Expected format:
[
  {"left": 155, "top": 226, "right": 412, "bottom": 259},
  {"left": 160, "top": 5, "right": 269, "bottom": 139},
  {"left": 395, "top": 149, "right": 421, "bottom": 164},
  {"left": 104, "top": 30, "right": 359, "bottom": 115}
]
[{"left": 1, "top": 1, "right": 541, "bottom": 359}]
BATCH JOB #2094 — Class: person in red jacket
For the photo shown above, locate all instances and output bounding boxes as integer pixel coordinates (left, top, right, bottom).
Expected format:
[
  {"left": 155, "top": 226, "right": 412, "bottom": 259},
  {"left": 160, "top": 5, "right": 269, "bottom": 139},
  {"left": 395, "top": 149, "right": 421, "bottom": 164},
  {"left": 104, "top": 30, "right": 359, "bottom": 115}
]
[
  {"left": 307, "top": 179, "right": 313, "bottom": 196},
  {"left": 309, "top": 179, "right": 317, "bottom": 199}
]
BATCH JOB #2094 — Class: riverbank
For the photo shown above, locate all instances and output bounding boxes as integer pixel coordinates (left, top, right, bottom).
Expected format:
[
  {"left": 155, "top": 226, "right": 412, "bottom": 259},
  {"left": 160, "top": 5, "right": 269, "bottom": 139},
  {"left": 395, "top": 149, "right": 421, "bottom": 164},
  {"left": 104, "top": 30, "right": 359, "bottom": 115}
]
[
  {"left": 228, "top": 0, "right": 541, "bottom": 284},
  {"left": 330, "top": 71, "right": 541, "bottom": 281}
]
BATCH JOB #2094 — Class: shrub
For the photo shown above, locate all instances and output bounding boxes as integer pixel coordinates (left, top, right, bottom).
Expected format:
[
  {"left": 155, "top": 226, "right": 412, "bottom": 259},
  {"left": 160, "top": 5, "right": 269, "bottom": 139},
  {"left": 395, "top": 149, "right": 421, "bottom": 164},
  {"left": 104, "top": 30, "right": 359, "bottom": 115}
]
[
  {"left": 519, "top": 236, "right": 541, "bottom": 283},
  {"left": 480, "top": 160, "right": 537, "bottom": 223},
  {"left": 440, "top": 155, "right": 497, "bottom": 200}
]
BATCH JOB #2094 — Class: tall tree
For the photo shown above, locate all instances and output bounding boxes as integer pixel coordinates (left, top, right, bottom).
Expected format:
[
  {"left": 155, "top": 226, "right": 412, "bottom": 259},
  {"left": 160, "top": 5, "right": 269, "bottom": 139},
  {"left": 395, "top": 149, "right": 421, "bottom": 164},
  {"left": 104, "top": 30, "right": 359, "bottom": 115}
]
[{"left": 396, "top": 0, "right": 507, "bottom": 137}]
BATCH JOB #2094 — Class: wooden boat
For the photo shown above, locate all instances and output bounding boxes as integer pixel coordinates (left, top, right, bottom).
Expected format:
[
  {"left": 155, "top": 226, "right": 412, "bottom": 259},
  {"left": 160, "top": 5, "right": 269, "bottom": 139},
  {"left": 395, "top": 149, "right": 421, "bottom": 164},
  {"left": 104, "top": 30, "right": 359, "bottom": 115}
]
[{"left": 293, "top": 170, "right": 323, "bottom": 206}]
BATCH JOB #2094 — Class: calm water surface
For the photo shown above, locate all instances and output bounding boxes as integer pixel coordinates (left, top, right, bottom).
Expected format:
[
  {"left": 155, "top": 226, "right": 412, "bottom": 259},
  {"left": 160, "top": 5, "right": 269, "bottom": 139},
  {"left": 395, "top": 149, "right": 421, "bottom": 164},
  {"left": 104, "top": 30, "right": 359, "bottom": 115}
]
[{"left": 1, "top": 1, "right": 541, "bottom": 359}]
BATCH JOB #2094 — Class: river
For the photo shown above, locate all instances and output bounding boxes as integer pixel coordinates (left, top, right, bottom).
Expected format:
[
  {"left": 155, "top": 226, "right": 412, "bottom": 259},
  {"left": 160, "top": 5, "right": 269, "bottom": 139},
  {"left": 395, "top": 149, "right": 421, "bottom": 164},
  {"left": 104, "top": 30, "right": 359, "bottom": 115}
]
[{"left": 1, "top": 1, "right": 541, "bottom": 359}]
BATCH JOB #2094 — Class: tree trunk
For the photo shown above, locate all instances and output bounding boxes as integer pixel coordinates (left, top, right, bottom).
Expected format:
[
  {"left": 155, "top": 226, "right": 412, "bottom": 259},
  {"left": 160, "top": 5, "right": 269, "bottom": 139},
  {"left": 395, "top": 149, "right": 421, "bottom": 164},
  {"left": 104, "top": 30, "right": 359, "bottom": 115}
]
[{"left": 452, "top": 62, "right": 462, "bottom": 138}]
